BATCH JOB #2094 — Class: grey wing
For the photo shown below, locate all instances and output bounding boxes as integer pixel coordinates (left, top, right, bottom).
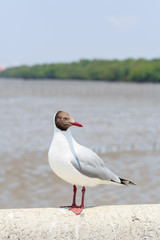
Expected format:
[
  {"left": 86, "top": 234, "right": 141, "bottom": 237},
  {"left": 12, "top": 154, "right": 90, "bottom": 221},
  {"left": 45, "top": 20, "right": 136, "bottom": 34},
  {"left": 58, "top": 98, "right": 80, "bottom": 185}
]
[{"left": 71, "top": 146, "right": 120, "bottom": 183}]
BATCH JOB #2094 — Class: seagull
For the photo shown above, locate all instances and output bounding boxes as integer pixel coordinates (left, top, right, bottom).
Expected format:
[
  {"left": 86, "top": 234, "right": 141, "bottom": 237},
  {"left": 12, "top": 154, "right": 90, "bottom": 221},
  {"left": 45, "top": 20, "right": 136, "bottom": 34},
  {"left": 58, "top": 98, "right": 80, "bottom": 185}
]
[{"left": 48, "top": 111, "right": 136, "bottom": 215}]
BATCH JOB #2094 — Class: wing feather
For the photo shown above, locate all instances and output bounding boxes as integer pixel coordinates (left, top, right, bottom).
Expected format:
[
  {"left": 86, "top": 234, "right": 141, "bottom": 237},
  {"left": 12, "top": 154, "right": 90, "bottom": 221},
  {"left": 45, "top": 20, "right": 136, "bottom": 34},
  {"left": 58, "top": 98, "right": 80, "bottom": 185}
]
[{"left": 71, "top": 145, "right": 120, "bottom": 183}]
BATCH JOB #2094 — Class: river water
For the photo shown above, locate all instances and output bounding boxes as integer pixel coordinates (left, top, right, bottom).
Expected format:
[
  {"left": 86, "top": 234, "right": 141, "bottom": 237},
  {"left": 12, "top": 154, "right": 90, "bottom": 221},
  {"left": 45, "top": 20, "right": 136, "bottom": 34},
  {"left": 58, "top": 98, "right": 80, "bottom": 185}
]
[{"left": 0, "top": 79, "right": 160, "bottom": 208}]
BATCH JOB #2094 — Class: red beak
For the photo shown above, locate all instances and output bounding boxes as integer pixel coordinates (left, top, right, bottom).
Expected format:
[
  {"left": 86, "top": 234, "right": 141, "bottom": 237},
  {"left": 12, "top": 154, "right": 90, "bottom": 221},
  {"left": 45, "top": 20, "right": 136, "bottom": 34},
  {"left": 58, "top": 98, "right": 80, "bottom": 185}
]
[{"left": 71, "top": 121, "right": 83, "bottom": 127}]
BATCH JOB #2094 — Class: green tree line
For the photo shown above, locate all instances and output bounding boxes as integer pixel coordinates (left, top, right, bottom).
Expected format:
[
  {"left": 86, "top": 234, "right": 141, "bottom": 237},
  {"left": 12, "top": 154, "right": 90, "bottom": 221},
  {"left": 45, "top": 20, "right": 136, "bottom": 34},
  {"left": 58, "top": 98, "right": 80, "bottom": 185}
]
[{"left": 0, "top": 59, "right": 160, "bottom": 82}]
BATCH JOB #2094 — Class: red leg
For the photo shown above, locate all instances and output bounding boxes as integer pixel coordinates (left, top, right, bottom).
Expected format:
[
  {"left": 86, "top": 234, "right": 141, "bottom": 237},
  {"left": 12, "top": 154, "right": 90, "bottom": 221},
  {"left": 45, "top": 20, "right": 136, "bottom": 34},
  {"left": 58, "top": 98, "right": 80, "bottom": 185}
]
[
  {"left": 72, "top": 185, "right": 77, "bottom": 207},
  {"left": 80, "top": 186, "right": 86, "bottom": 208},
  {"left": 60, "top": 185, "right": 77, "bottom": 208},
  {"left": 69, "top": 186, "right": 86, "bottom": 215}
]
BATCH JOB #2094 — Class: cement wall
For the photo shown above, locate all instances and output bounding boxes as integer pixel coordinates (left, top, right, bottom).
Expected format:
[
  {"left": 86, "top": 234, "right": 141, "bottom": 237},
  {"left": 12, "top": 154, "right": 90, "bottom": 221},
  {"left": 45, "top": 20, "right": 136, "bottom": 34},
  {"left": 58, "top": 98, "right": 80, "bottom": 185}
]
[{"left": 0, "top": 204, "right": 160, "bottom": 240}]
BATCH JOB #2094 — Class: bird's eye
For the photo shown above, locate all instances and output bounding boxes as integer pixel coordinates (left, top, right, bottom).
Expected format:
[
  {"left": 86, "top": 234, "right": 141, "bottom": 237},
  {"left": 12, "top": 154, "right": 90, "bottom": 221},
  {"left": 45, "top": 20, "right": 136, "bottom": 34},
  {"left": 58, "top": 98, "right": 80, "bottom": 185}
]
[{"left": 62, "top": 117, "right": 67, "bottom": 120}]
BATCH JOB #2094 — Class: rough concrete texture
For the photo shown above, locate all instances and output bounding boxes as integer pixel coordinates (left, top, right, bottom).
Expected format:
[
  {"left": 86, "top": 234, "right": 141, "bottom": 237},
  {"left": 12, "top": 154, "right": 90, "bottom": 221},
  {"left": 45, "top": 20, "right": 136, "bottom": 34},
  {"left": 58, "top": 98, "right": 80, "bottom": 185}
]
[{"left": 0, "top": 204, "right": 160, "bottom": 240}]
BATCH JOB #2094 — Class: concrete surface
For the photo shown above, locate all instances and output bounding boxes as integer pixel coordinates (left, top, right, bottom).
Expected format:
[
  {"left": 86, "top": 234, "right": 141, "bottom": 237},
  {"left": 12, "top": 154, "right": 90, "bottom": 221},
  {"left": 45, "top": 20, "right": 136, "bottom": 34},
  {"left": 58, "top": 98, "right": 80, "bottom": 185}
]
[{"left": 0, "top": 205, "right": 160, "bottom": 240}]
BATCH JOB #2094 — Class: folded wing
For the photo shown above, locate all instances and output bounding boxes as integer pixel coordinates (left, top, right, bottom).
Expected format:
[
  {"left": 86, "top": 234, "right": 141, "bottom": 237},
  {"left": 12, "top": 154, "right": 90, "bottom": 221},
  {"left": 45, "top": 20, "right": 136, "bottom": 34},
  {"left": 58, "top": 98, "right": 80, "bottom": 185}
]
[{"left": 71, "top": 145, "right": 121, "bottom": 183}]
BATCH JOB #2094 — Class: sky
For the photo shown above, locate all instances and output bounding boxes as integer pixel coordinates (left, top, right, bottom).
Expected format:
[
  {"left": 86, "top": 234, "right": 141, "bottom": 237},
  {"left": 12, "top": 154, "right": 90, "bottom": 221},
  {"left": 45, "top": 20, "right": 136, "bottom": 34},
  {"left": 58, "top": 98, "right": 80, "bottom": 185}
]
[{"left": 0, "top": 0, "right": 160, "bottom": 67}]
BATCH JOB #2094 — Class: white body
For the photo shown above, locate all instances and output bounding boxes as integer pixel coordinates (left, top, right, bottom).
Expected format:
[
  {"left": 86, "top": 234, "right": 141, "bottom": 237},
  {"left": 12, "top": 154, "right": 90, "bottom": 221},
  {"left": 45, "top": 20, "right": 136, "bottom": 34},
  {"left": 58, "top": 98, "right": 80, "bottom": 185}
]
[{"left": 48, "top": 121, "right": 120, "bottom": 187}]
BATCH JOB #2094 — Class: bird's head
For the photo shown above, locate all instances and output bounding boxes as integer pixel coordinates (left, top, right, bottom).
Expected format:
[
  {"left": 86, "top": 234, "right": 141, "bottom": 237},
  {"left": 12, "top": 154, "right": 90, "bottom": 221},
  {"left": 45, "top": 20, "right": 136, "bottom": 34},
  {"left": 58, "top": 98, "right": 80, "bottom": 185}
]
[{"left": 55, "top": 111, "right": 83, "bottom": 131}]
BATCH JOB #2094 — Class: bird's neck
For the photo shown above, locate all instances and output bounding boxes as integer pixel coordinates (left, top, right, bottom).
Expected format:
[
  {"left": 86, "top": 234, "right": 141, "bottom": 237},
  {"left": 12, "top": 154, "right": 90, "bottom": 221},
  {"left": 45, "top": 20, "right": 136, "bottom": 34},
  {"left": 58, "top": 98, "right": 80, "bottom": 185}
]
[{"left": 53, "top": 125, "right": 74, "bottom": 144}]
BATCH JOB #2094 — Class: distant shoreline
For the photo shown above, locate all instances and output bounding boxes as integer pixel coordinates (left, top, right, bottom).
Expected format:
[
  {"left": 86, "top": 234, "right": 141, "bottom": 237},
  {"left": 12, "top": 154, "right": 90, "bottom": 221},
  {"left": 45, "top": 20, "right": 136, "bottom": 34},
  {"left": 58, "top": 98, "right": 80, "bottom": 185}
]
[
  {"left": 1, "top": 77, "right": 160, "bottom": 85},
  {"left": 0, "top": 58, "right": 160, "bottom": 82}
]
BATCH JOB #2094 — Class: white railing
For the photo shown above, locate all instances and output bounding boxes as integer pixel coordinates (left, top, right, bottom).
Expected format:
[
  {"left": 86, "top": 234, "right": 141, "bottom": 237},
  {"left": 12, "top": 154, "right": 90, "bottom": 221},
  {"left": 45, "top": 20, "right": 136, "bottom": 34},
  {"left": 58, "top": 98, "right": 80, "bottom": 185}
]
[{"left": 0, "top": 204, "right": 160, "bottom": 239}]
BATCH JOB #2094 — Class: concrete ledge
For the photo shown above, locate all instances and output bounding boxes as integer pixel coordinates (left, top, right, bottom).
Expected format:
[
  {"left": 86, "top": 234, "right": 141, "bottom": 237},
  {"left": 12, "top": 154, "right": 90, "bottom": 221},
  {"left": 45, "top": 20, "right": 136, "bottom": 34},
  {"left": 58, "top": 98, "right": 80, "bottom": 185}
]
[{"left": 0, "top": 204, "right": 160, "bottom": 240}]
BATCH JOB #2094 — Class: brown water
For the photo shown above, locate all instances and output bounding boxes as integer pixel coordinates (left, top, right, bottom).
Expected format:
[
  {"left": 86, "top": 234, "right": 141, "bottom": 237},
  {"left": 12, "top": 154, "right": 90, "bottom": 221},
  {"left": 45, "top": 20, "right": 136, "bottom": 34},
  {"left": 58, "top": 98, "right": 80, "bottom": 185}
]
[{"left": 0, "top": 79, "right": 160, "bottom": 208}]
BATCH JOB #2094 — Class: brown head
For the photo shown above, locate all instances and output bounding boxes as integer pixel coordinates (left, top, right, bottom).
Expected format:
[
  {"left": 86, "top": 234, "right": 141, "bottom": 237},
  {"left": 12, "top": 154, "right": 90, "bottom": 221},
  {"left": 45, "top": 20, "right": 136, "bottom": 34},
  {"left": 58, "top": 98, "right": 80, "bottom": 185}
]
[{"left": 55, "top": 111, "right": 83, "bottom": 131}]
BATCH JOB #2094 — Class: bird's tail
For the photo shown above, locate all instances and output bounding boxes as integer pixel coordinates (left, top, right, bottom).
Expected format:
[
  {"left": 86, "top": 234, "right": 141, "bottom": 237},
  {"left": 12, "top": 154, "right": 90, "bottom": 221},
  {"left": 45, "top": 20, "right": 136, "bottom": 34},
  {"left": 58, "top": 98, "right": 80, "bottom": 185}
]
[{"left": 119, "top": 178, "right": 136, "bottom": 186}]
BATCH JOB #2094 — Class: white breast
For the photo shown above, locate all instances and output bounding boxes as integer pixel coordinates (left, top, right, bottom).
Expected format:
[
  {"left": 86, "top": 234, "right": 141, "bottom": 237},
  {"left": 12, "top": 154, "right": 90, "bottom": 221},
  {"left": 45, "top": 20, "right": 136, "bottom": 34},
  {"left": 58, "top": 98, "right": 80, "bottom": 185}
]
[{"left": 48, "top": 130, "right": 102, "bottom": 186}]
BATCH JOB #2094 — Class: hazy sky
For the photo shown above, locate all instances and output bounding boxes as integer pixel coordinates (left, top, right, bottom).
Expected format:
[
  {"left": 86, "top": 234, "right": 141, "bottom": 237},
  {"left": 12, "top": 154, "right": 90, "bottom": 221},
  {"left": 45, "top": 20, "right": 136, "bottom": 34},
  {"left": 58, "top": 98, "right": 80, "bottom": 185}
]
[{"left": 0, "top": 0, "right": 160, "bottom": 67}]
